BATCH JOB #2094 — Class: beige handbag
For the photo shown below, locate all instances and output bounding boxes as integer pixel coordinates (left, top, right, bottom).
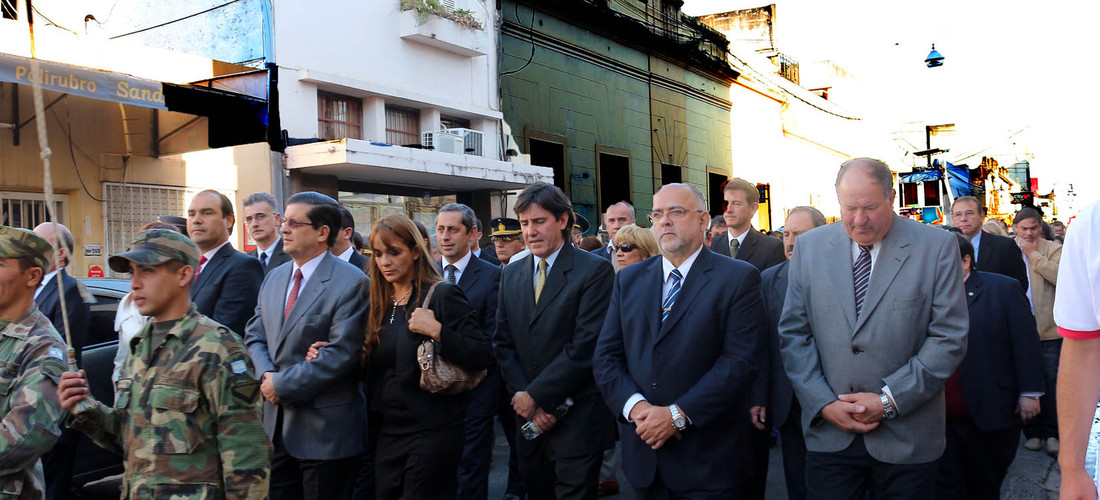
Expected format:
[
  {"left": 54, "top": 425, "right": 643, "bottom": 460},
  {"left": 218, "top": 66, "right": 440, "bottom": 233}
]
[{"left": 416, "top": 282, "right": 487, "bottom": 394}]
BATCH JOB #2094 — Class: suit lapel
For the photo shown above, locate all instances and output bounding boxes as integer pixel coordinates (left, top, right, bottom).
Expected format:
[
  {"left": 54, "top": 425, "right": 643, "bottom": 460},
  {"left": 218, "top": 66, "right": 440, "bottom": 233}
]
[
  {"left": 737, "top": 230, "right": 759, "bottom": 262},
  {"left": 773, "top": 261, "right": 789, "bottom": 305},
  {"left": 532, "top": 245, "right": 573, "bottom": 322},
  {"left": 512, "top": 253, "right": 535, "bottom": 323},
  {"left": 853, "top": 220, "right": 911, "bottom": 334},
  {"left": 283, "top": 254, "right": 331, "bottom": 332},
  {"left": 641, "top": 258, "right": 663, "bottom": 343},
  {"left": 657, "top": 247, "right": 713, "bottom": 341},
  {"left": 976, "top": 231, "right": 991, "bottom": 270},
  {"left": 966, "top": 272, "right": 981, "bottom": 307},
  {"left": 458, "top": 257, "right": 481, "bottom": 293},
  {"left": 267, "top": 265, "right": 293, "bottom": 354},
  {"left": 712, "top": 233, "right": 730, "bottom": 257},
  {"left": 828, "top": 227, "right": 858, "bottom": 331},
  {"left": 192, "top": 244, "right": 232, "bottom": 297}
]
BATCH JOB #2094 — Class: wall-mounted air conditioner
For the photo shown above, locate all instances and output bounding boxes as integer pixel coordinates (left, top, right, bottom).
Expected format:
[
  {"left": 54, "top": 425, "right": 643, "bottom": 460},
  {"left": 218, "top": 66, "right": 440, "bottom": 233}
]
[
  {"left": 442, "top": 128, "right": 484, "bottom": 157},
  {"left": 421, "top": 131, "right": 465, "bottom": 154}
]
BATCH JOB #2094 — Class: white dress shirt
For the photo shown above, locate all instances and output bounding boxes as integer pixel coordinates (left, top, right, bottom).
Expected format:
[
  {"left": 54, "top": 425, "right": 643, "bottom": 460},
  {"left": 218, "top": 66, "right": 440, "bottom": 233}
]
[
  {"left": 728, "top": 227, "right": 750, "bottom": 248},
  {"left": 336, "top": 245, "right": 355, "bottom": 262},
  {"left": 256, "top": 236, "right": 282, "bottom": 265},
  {"left": 35, "top": 270, "right": 59, "bottom": 300},
  {"left": 442, "top": 251, "right": 474, "bottom": 284}
]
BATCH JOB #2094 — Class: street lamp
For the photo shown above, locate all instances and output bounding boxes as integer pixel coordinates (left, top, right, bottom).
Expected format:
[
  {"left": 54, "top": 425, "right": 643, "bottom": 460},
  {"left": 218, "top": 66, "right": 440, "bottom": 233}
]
[{"left": 925, "top": 44, "right": 944, "bottom": 68}]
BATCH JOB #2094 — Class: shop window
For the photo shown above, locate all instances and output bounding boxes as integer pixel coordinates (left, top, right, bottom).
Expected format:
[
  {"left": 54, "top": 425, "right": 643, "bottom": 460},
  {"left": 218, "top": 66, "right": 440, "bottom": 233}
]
[
  {"left": 0, "top": 192, "right": 65, "bottom": 229},
  {"left": 385, "top": 106, "right": 420, "bottom": 146},
  {"left": 318, "top": 92, "right": 362, "bottom": 140}
]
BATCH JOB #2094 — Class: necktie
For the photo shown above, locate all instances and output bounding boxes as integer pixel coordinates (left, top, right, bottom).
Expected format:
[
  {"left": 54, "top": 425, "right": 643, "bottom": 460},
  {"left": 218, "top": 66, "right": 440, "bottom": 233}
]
[
  {"left": 260, "top": 252, "right": 268, "bottom": 269},
  {"left": 730, "top": 238, "right": 740, "bottom": 259},
  {"left": 535, "top": 259, "right": 547, "bottom": 303},
  {"left": 662, "top": 269, "right": 683, "bottom": 323},
  {"left": 284, "top": 268, "right": 303, "bottom": 320},
  {"left": 445, "top": 264, "right": 457, "bottom": 284},
  {"left": 853, "top": 245, "right": 872, "bottom": 316},
  {"left": 195, "top": 255, "right": 208, "bottom": 279}
]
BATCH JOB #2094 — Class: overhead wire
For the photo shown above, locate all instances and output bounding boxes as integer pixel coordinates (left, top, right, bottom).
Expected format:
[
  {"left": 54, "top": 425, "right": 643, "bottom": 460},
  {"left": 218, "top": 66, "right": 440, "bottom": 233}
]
[{"left": 109, "top": 0, "right": 243, "bottom": 39}]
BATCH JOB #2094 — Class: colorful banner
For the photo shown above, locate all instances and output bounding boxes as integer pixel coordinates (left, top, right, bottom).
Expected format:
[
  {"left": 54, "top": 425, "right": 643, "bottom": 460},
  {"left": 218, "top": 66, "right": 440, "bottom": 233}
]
[{"left": 0, "top": 52, "right": 167, "bottom": 110}]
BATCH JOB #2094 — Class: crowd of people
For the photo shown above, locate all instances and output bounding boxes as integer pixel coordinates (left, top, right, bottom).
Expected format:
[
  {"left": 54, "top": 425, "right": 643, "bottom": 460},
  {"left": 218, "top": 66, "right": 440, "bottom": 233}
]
[{"left": 0, "top": 156, "right": 1097, "bottom": 500}]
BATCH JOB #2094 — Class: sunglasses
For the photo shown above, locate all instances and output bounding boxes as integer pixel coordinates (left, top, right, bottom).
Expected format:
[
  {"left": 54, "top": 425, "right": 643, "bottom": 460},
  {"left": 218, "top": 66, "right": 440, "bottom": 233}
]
[
  {"left": 491, "top": 235, "right": 521, "bottom": 243},
  {"left": 613, "top": 242, "right": 640, "bottom": 253}
]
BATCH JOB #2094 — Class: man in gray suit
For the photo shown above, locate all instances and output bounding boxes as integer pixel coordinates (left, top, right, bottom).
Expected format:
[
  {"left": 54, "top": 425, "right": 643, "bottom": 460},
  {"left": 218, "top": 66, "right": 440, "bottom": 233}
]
[
  {"left": 244, "top": 191, "right": 369, "bottom": 500},
  {"left": 779, "top": 158, "right": 968, "bottom": 499}
]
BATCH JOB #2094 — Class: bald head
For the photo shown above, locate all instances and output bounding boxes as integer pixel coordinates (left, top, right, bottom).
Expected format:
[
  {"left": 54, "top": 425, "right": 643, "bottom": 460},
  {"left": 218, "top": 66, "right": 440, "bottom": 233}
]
[
  {"left": 835, "top": 157, "right": 894, "bottom": 200},
  {"left": 33, "top": 222, "right": 74, "bottom": 270}
]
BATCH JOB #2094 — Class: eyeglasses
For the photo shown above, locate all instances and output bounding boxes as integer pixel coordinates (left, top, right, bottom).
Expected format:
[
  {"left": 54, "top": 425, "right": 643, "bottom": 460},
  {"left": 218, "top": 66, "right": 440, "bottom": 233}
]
[
  {"left": 282, "top": 218, "right": 315, "bottom": 230},
  {"left": 951, "top": 210, "right": 978, "bottom": 218},
  {"left": 613, "top": 242, "right": 640, "bottom": 253},
  {"left": 648, "top": 208, "right": 704, "bottom": 223},
  {"left": 491, "top": 235, "right": 520, "bottom": 242},
  {"left": 244, "top": 212, "right": 274, "bottom": 224}
]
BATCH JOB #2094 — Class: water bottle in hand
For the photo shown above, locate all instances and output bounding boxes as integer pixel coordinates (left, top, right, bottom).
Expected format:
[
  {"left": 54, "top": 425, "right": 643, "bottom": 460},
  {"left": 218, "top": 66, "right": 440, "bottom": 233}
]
[{"left": 521, "top": 397, "right": 574, "bottom": 440}]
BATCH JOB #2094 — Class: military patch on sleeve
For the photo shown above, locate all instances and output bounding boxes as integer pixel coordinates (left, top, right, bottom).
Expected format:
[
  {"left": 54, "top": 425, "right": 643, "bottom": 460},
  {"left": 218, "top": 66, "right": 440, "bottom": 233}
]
[
  {"left": 231, "top": 380, "right": 260, "bottom": 406},
  {"left": 231, "top": 360, "right": 247, "bottom": 374},
  {"left": 40, "top": 357, "right": 66, "bottom": 383},
  {"left": 49, "top": 347, "right": 63, "bottom": 360}
]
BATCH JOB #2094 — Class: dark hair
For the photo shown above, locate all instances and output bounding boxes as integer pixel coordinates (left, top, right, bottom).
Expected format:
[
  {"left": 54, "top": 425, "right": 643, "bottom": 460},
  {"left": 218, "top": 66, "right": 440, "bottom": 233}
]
[
  {"left": 579, "top": 236, "right": 603, "bottom": 252},
  {"left": 195, "top": 190, "right": 236, "bottom": 236},
  {"left": 338, "top": 206, "right": 356, "bottom": 231},
  {"left": 953, "top": 232, "right": 975, "bottom": 264},
  {"left": 412, "top": 220, "right": 432, "bottom": 255},
  {"left": 514, "top": 182, "right": 574, "bottom": 241},
  {"left": 439, "top": 203, "right": 477, "bottom": 232},
  {"left": 352, "top": 231, "right": 366, "bottom": 251},
  {"left": 243, "top": 192, "right": 279, "bottom": 211},
  {"left": 1051, "top": 220, "right": 1065, "bottom": 229},
  {"left": 836, "top": 158, "right": 893, "bottom": 199},
  {"left": 709, "top": 215, "right": 726, "bottom": 231},
  {"left": 1041, "top": 221, "right": 1054, "bottom": 240},
  {"left": 1013, "top": 207, "right": 1041, "bottom": 225},
  {"left": 285, "top": 191, "right": 341, "bottom": 247},
  {"left": 787, "top": 206, "right": 827, "bottom": 228}
]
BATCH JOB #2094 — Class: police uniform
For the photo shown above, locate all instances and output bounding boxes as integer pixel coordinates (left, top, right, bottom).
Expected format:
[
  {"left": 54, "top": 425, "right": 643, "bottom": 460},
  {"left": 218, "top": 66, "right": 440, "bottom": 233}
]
[
  {"left": 490, "top": 218, "right": 527, "bottom": 267},
  {"left": 68, "top": 229, "right": 271, "bottom": 500},
  {"left": 0, "top": 226, "right": 68, "bottom": 500}
]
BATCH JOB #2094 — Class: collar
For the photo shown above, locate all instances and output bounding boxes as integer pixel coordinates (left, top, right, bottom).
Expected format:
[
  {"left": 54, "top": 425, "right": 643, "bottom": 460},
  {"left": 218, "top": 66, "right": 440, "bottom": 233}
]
[
  {"left": 534, "top": 243, "right": 565, "bottom": 274},
  {"left": 336, "top": 245, "right": 355, "bottom": 262},
  {"left": 443, "top": 250, "right": 474, "bottom": 274},
  {"left": 256, "top": 236, "right": 281, "bottom": 255},
  {"left": 661, "top": 244, "right": 704, "bottom": 283},
  {"left": 969, "top": 231, "right": 982, "bottom": 245},
  {"left": 606, "top": 239, "right": 616, "bottom": 253},
  {"left": 473, "top": 247, "right": 482, "bottom": 258},
  {"left": 292, "top": 251, "right": 327, "bottom": 284},
  {"left": 36, "top": 270, "right": 60, "bottom": 297},
  {"left": 132, "top": 305, "right": 199, "bottom": 350},
  {"left": 201, "top": 240, "right": 231, "bottom": 262},
  {"left": 728, "top": 227, "right": 751, "bottom": 245},
  {"left": 0, "top": 305, "right": 39, "bottom": 339}
]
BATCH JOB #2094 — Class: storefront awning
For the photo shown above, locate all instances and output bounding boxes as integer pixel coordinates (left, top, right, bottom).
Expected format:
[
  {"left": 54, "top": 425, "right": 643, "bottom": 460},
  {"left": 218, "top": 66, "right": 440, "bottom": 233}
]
[{"left": 286, "top": 139, "right": 553, "bottom": 192}]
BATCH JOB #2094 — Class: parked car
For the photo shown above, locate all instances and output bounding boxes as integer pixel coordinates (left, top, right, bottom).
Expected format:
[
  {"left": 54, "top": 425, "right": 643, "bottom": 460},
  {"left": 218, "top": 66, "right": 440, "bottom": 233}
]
[{"left": 71, "top": 278, "right": 131, "bottom": 487}]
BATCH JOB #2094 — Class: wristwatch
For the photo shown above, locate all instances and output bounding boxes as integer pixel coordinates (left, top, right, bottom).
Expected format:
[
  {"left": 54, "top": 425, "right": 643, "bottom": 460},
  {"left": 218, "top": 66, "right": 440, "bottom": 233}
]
[
  {"left": 880, "top": 392, "right": 898, "bottom": 421},
  {"left": 669, "top": 404, "right": 687, "bottom": 431}
]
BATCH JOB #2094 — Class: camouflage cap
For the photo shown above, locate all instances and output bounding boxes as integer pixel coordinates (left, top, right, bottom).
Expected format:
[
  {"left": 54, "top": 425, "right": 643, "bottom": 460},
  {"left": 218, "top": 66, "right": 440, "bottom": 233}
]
[
  {"left": 0, "top": 226, "right": 54, "bottom": 271},
  {"left": 108, "top": 229, "right": 200, "bottom": 273}
]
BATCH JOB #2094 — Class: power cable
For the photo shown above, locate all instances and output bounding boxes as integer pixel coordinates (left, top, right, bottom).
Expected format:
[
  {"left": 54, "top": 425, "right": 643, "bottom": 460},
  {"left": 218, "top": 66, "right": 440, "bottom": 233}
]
[
  {"left": 30, "top": 5, "right": 78, "bottom": 35},
  {"left": 500, "top": 2, "right": 537, "bottom": 77},
  {"left": 53, "top": 107, "right": 107, "bottom": 202},
  {"left": 109, "top": 0, "right": 242, "bottom": 39}
]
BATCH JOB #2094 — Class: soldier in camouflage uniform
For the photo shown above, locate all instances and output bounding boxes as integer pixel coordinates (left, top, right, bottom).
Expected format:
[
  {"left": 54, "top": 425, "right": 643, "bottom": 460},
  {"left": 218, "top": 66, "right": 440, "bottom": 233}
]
[
  {"left": 0, "top": 226, "right": 68, "bottom": 500},
  {"left": 57, "top": 229, "right": 271, "bottom": 500}
]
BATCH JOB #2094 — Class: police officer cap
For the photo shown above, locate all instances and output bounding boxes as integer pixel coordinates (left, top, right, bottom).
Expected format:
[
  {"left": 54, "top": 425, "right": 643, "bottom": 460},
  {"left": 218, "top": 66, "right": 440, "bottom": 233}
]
[
  {"left": 490, "top": 217, "right": 522, "bottom": 236},
  {"left": 109, "top": 229, "right": 201, "bottom": 273},
  {"left": 574, "top": 214, "right": 591, "bottom": 233},
  {"left": 0, "top": 226, "right": 53, "bottom": 271},
  {"left": 156, "top": 215, "right": 188, "bottom": 234}
]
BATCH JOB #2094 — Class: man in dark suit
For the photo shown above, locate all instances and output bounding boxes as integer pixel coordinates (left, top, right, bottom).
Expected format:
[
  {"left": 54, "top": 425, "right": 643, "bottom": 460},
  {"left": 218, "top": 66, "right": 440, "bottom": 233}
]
[
  {"left": 590, "top": 201, "right": 635, "bottom": 262},
  {"left": 32, "top": 222, "right": 91, "bottom": 500},
  {"left": 244, "top": 192, "right": 291, "bottom": 274},
  {"left": 472, "top": 219, "right": 501, "bottom": 266},
  {"left": 332, "top": 206, "right": 369, "bottom": 273},
  {"left": 493, "top": 182, "right": 616, "bottom": 500},
  {"left": 187, "top": 189, "right": 264, "bottom": 336},
  {"left": 935, "top": 233, "right": 1044, "bottom": 500},
  {"left": 710, "top": 178, "right": 785, "bottom": 272},
  {"left": 780, "top": 158, "right": 969, "bottom": 499},
  {"left": 435, "top": 204, "right": 523, "bottom": 500},
  {"left": 950, "top": 196, "right": 1028, "bottom": 292},
  {"left": 594, "top": 183, "right": 765, "bottom": 497},
  {"left": 750, "top": 206, "right": 827, "bottom": 500},
  {"left": 244, "top": 191, "right": 368, "bottom": 500}
]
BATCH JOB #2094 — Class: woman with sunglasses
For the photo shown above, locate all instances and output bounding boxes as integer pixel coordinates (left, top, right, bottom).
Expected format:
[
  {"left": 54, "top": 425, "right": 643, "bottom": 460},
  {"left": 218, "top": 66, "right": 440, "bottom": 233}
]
[
  {"left": 308, "top": 214, "right": 492, "bottom": 499},
  {"left": 611, "top": 224, "right": 660, "bottom": 270}
]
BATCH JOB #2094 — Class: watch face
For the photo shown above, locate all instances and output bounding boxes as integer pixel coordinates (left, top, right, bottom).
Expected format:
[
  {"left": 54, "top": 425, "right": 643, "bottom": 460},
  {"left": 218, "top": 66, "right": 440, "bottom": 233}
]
[{"left": 673, "top": 417, "right": 686, "bottom": 428}]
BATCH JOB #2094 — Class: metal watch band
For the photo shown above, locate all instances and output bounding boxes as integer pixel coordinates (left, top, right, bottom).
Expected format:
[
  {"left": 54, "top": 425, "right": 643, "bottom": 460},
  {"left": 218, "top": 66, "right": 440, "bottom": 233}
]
[{"left": 880, "top": 392, "right": 898, "bottom": 420}]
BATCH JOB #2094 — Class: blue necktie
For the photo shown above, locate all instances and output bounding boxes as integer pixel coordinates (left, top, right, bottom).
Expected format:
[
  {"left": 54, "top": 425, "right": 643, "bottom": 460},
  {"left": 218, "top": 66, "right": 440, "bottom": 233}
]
[{"left": 661, "top": 269, "right": 683, "bottom": 324}]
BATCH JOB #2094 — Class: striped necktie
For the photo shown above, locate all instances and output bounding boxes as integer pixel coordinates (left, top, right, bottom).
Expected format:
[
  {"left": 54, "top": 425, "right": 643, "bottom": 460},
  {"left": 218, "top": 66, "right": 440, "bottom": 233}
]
[
  {"left": 661, "top": 269, "right": 683, "bottom": 323},
  {"left": 853, "top": 245, "right": 872, "bottom": 316},
  {"left": 445, "top": 264, "right": 457, "bottom": 284}
]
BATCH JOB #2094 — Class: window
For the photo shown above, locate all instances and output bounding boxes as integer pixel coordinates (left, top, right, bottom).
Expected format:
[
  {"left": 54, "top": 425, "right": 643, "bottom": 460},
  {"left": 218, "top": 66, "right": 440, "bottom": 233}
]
[
  {"left": 661, "top": 164, "right": 682, "bottom": 185},
  {"left": 707, "top": 172, "right": 727, "bottom": 216},
  {"left": 385, "top": 106, "right": 420, "bottom": 146},
  {"left": 0, "top": 192, "right": 65, "bottom": 229},
  {"left": 441, "top": 115, "right": 470, "bottom": 130},
  {"left": 528, "top": 138, "right": 567, "bottom": 195},
  {"left": 318, "top": 92, "right": 362, "bottom": 140},
  {"left": 597, "top": 151, "right": 631, "bottom": 213},
  {"left": 923, "top": 181, "right": 941, "bottom": 207},
  {"left": 900, "top": 183, "right": 919, "bottom": 206}
]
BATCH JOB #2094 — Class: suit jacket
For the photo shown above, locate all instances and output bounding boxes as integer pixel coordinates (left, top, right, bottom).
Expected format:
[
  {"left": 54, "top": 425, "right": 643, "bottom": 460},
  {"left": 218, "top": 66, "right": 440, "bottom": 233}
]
[
  {"left": 477, "top": 246, "right": 501, "bottom": 266},
  {"left": 192, "top": 243, "right": 264, "bottom": 336},
  {"left": 493, "top": 243, "right": 616, "bottom": 458},
  {"left": 368, "top": 282, "right": 493, "bottom": 429},
  {"left": 35, "top": 269, "right": 90, "bottom": 358},
  {"left": 711, "top": 228, "right": 785, "bottom": 272},
  {"left": 439, "top": 255, "right": 503, "bottom": 419},
  {"left": 749, "top": 260, "right": 796, "bottom": 427},
  {"left": 590, "top": 245, "right": 612, "bottom": 261},
  {"left": 247, "top": 239, "right": 292, "bottom": 275},
  {"left": 959, "top": 271, "right": 1044, "bottom": 431},
  {"left": 974, "top": 231, "right": 1029, "bottom": 293},
  {"left": 594, "top": 247, "right": 765, "bottom": 491},
  {"left": 1023, "top": 237, "right": 1061, "bottom": 340},
  {"left": 244, "top": 252, "right": 368, "bottom": 460},
  {"left": 779, "top": 217, "right": 968, "bottom": 464},
  {"left": 348, "top": 250, "right": 369, "bottom": 273}
]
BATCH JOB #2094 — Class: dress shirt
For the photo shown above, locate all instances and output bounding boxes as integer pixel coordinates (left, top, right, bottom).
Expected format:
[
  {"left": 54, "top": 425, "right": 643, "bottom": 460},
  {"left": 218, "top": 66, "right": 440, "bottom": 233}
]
[
  {"left": 473, "top": 247, "right": 482, "bottom": 259},
  {"left": 606, "top": 239, "right": 616, "bottom": 255},
  {"left": 285, "top": 251, "right": 326, "bottom": 306},
  {"left": 532, "top": 243, "right": 565, "bottom": 290},
  {"left": 336, "top": 245, "right": 355, "bottom": 262},
  {"left": 970, "top": 231, "right": 982, "bottom": 263},
  {"left": 623, "top": 244, "right": 705, "bottom": 421},
  {"left": 849, "top": 240, "right": 898, "bottom": 409},
  {"left": 1022, "top": 251, "right": 1035, "bottom": 312},
  {"left": 442, "top": 250, "right": 474, "bottom": 284},
  {"left": 256, "top": 237, "right": 282, "bottom": 265},
  {"left": 727, "top": 227, "right": 750, "bottom": 248},
  {"left": 35, "top": 270, "right": 59, "bottom": 299}
]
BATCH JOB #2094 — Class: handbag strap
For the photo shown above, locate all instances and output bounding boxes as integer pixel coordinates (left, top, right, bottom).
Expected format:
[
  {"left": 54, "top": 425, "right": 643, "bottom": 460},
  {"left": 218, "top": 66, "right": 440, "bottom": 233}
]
[{"left": 421, "top": 281, "right": 442, "bottom": 309}]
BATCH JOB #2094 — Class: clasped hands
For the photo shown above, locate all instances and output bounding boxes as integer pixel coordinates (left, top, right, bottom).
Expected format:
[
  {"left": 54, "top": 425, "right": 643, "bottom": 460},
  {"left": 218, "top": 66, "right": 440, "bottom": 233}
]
[
  {"left": 629, "top": 400, "right": 682, "bottom": 450},
  {"left": 821, "top": 392, "right": 888, "bottom": 433}
]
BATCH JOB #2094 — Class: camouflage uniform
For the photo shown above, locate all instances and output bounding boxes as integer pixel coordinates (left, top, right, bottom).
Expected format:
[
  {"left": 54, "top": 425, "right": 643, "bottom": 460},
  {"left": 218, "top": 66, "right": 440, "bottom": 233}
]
[
  {"left": 0, "top": 305, "right": 66, "bottom": 500},
  {"left": 69, "top": 229, "right": 271, "bottom": 500}
]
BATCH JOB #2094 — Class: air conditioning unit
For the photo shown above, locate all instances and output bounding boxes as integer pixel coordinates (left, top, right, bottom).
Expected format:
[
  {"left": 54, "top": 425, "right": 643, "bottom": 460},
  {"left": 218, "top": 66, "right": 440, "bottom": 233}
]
[
  {"left": 442, "top": 128, "right": 484, "bottom": 157},
  {"left": 421, "top": 131, "right": 465, "bottom": 154}
]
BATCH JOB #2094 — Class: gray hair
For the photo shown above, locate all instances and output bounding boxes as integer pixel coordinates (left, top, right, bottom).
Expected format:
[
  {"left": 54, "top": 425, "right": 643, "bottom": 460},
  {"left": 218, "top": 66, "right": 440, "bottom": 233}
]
[
  {"left": 787, "top": 206, "right": 827, "bottom": 228},
  {"left": 244, "top": 192, "right": 279, "bottom": 211},
  {"left": 659, "top": 183, "right": 707, "bottom": 211},
  {"left": 439, "top": 203, "right": 478, "bottom": 232},
  {"left": 709, "top": 215, "right": 726, "bottom": 231},
  {"left": 835, "top": 157, "right": 893, "bottom": 199},
  {"left": 607, "top": 201, "right": 636, "bottom": 222},
  {"left": 951, "top": 195, "right": 982, "bottom": 212}
]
